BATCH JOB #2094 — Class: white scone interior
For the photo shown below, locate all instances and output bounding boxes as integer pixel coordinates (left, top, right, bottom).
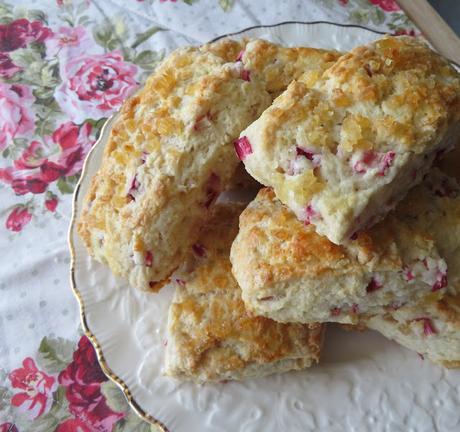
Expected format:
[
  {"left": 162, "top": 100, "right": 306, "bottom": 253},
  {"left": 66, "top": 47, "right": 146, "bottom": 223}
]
[
  {"left": 365, "top": 288, "right": 460, "bottom": 367},
  {"left": 164, "top": 204, "right": 324, "bottom": 383},
  {"left": 237, "top": 35, "right": 460, "bottom": 244},
  {"left": 394, "top": 168, "right": 460, "bottom": 285}
]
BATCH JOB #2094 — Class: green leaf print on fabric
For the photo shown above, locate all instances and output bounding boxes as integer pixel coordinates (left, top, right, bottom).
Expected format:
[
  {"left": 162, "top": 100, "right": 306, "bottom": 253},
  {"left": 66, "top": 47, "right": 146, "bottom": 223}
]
[
  {"left": 132, "top": 27, "right": 165, "bottom": 50},
  {"left": 37, "top": 337, "right": 75, "bottom": 374},
  {"left": 57, "top": 176, "right": 80, "bottom": 195},
  {"left": 219, "top": 0, "right": 234, "bottom": 11},
  {"left": 101, "top": 380, "right": 131, "bottom": 413}
]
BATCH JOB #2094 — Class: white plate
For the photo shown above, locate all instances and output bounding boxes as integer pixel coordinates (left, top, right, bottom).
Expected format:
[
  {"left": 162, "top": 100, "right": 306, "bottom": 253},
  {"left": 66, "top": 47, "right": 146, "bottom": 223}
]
[{"left": 69, "top": 22, "right": 460, "bottom": 432}]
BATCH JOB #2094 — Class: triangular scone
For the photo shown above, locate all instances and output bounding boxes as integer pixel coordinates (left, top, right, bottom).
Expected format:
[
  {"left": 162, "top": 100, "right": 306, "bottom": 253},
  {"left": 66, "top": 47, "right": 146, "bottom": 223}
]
[
  {"left": 365, "top": 288, "right": 460, "bottom": 368},
  {"left": 236, "top": 36, "right": 460, "bottom": 245},
  {"left": 78, "top": 44, "right": 272, "bottom": 290},
  {"left": 231, "top": 169, "right": 460, "bottom": 324},
  {"left": 165, "top": 204, "right": 324, "bottom": 383}
]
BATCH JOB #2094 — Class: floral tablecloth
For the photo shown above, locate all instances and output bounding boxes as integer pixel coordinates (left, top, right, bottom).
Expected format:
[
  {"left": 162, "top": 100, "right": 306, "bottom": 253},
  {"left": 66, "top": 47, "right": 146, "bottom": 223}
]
[{"left": 0, "top": 1, "right": 419, "bottom": 431}]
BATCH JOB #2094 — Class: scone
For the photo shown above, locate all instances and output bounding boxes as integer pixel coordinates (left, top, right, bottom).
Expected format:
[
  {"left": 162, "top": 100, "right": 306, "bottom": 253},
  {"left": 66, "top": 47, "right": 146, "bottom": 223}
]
[
  {"left": 348, "top": 167, "right": 460, "bottom": 367},
  {"left": 165, "top": 204, "right": 324, "bottom": 382},
  {"left": 394, "top": 169, "right": 460, "bottom": 283},
  {"left": 365, "top": 288, "right": 460, "bottom": 368},
  {"left": 241, "top": 39, "right": 341, "bottom": 95},
  {"left": 236, "top": 36, "right": 460, "bottom": 245},
  {"left": 77, "top": 45, "right": 271, "bottom": 290},
  {"left": 230, "top": 179, "right": 459, "bottom": 324}
]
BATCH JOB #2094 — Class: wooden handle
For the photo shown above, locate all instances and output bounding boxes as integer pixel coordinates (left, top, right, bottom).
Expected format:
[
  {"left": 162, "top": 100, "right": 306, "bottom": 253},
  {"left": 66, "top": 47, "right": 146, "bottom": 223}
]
[{"left": 398, "top": 0, "right": 460, "bottom": 65}]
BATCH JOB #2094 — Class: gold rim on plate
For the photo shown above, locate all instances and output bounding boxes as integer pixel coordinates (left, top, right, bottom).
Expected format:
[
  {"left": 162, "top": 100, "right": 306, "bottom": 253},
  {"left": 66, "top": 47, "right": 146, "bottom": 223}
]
[{"left": 67, "top": 113, "right": 170, "bottom": 431}]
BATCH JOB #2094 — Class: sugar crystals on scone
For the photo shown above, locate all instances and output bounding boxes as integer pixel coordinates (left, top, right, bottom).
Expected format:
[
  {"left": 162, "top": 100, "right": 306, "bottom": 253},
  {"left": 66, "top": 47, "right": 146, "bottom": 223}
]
[
  {"left": 237, "top": 36, "right": 460, "bottom": 245},
  {"left": 165, "top": 204, "right": 324, "bottom": 383},
  {"left": 241, "top": 39, "right": 341, "bottom": 96}
]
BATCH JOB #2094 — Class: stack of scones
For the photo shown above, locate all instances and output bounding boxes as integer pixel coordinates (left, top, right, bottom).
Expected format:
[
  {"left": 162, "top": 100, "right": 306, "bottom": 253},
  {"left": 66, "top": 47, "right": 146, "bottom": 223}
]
[{"left": 78, "top": 35, "right": 460, "bottom": 382}]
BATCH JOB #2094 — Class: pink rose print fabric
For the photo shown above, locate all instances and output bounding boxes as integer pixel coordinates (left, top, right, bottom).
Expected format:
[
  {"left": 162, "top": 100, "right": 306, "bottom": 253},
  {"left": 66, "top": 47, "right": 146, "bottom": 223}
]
[
  {"left": 46, "top": 26, "right": 97, "bottom": 60},
  {"left": 0, "top": 18, "right": 52, "bottom": 87},
  {"left": 0, "top": 122, "right": 95, "bottom": 197},
  {"left": 0, "top": 52, "right": 20, "bottom": 78},
  {"left": 0, "top": 83, "right": 35, "bottom": 150},
  {"left": 58, "top": 337, "right": 125, "bottom": 431},
  {"left": 6, "top": 206, "right": 32, "bottom": 231},
  {"left": 45, "top": 193, "right": 58, "bottom": 212},
  {"left": 370, "top": 0, "right": 400, "bottom": 12},
  {"left": 0, "top": 18, "right": 51, "bottom": 51},
  {"left": 3, "top": 336, "right": 137, "bottom": 431},
  {"left": 0, "top": 424, "right": 18, "bottom": 432},
  {"left": 8, "top": 358, "right": 57, "bottom": 420},
  {"left": 335, "top": 0, "right": 416, "bottom": 34},
  {"left": 0, "top": 1, "right": 147, "bottom": 234},
  {"left": 55, "top": 51, "right": 138, "bottom": 123},
  {"left": 55, "top": 418, "right": 92, "bottom": 432}
]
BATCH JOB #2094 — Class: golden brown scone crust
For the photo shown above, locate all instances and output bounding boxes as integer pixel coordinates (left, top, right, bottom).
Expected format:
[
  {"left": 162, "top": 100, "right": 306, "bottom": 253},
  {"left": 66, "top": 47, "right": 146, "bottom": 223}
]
[
  {"left": 165, "top": 204, "right": 324, "bottom": 382},
  {"left": 77, "top": 44, "right": 271, "bottom": 290},
  {"left": 242, "top": 39, "right": 341, "bottom": 94},
  {"left": 315, "top": 35, "right": 460, "bottom": 154},
  {"left": 239, "top": 36, "right": 460, "bottom": 244},
  {"left": 201, "top": 38, "right": 245, "bottom": 63}
]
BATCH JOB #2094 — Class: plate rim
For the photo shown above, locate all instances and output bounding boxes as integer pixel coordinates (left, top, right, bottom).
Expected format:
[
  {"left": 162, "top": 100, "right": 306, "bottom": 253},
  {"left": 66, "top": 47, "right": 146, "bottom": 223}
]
[
  {"left": 209, "top": 19, "right": 386, "bottom": 43},
  {"left": 67, "top": 20, "right": 395, "bottom": 430}
]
